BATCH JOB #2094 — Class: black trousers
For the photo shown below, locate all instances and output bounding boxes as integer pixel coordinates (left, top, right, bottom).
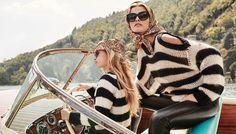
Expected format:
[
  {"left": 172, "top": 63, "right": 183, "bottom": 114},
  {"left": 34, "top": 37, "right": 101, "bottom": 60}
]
[{"left": 140, "top": 95, "right": 219, "bottom": 134}]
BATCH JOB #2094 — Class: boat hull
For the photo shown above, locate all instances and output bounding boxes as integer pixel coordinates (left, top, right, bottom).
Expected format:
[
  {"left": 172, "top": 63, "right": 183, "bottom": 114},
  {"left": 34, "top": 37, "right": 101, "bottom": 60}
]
[
  {"left": 137, "top": 98, "right": 236, "bottom": 134},
  {"left": 217, "top": 103, "right": 236, "bottom": 134}
]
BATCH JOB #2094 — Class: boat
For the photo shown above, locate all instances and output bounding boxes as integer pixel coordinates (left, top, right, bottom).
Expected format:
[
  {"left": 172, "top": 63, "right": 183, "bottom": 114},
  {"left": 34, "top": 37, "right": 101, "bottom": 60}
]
[
  {"left": 0, "top": 48, "right": 235, "bottom": 134},
  {"left": 0, "top": 48, "right": 135, "bottom": 134},
  {"left": 138, "top": 97, "right": 236, "bottom": 134}
]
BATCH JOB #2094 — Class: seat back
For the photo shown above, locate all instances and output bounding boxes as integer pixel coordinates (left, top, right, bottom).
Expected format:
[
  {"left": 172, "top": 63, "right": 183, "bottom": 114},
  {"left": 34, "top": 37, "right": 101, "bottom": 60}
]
[
  {"left": 190, "top": 97, "right": 223, "bottom": 134},
  {"left": 131, "top": 108, "right": 143, "bottom": 133}
]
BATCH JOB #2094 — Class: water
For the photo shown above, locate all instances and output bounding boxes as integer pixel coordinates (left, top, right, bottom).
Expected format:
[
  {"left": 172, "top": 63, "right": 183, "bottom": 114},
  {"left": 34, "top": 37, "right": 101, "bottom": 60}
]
[
  {"left": 0, "top": 84, "right": 235, "bottom": 115},
  {"left": 0, "top": 84, "right": 235, "bottom": 97},
  {"left": 0, "top": 85, "right": 21, "bottom": 91},
  {"left": 0, "top": 86, "right": 21, "bottom": 115},
  {"left": 222, "top": 83, "right": 236, "bottom": 98}
]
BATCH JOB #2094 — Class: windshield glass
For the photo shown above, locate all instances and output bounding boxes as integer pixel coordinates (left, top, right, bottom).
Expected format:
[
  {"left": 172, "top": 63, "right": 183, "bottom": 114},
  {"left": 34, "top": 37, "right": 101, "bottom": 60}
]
[
  {"left": 7, "top": 50, "right": 105, "bottom": 134},
  {"left": 37, "top": 52, "right": 102, "bottom": 88},
  {"left": 7, "top": 69, "right": 37, "bottom": 119},
  {"left": 9, "top": 82, "right": 64, "bottom": 133}
]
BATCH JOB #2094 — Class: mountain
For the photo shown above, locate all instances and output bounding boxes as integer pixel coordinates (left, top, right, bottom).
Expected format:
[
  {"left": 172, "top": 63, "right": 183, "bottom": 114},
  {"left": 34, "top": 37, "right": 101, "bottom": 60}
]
[{"left": 0, "top": 0, "right": 235, "bottom": 85}]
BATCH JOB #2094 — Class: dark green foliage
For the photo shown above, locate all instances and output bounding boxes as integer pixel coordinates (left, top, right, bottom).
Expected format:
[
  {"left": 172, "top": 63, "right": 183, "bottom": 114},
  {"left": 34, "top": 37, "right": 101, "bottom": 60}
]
[
  {"left": 223, "top": 32, "right": 234, "bottom": 49},
  {"left": 0, "top": 0, "right": 236, "bottom": 85},
  {"left": 224, "top": 48, "right": 236, "bottom": 71}
]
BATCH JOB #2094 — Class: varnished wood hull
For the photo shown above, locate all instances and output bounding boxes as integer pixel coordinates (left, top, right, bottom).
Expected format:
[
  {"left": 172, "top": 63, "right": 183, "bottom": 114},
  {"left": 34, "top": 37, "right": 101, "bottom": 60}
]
[
  {"left": 137, "top": 108, "right": 153, "bottom": 134},
  {"left": 217, "top": 104, "right": 236, "bottom": 134},
  {"left": 137, "top": 101, "right": 236, "bottom": 134}
]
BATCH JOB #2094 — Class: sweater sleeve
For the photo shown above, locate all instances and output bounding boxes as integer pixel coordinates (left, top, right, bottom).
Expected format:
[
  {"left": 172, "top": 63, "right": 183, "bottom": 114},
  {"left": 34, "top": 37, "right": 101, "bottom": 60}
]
[
  {"left": 69, "top": 112, "right": 97, "bottom": 127},
  {"left": 86, "top": 86, "right": 96, "bottom": 98},
  {"left": 94, "top": 75, "right": 116, "bottom": 118},
  {"left": 136, "top": 79, "right": 162, "bottom": 99},
  {"left": 193, "top": 48, "right": 225, "bottom": 105},
  {"left": 69, "top": 74, "right": 116, "bottom": 128}
]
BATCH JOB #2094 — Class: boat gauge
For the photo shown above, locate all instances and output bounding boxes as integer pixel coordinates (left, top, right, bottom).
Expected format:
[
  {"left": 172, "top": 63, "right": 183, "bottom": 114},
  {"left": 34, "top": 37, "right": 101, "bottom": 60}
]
[
  {"left": 57, "top": 120, "right": 67, "bottom": 129},
  {"left": 36, "top": 121, "right": 51, "bottom": 134},
  {"left": 53, "top": 131, "right": 62, "bottom": 134},
  {"left": 47, "top": 113, "right": 57, "bottom": 125}
]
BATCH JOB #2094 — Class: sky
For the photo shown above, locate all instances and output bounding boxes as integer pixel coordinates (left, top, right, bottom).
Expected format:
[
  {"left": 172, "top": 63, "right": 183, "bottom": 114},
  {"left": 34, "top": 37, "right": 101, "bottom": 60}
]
[{"left": 0, "top": 0, "right": 148, "bottom": 63}]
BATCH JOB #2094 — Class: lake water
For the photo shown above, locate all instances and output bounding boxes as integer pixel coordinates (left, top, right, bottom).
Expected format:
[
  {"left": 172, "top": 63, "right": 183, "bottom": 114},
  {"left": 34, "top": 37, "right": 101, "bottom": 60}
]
[
  {"left": 222, "top": 83, "right": 236, "bottom": 98},
  {"left": 0, "top": 84, "right": 235, "bottom": 97},
  {"left": 0, "top": 85, "right": 22, "bottom": 91},
  {"left": 0, "top": 86, "right": 20, "bottom": 115},
  {"left": 0, "top": 84, "right": 235, "bottom": 96},
  {"left": 0, "top": 84, "right": 235, "bottom": 115}
]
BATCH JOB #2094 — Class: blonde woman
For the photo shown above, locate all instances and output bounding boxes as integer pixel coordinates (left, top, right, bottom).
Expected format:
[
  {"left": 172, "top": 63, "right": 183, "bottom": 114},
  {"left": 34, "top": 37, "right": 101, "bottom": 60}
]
[
  {"left": 61, "top": 39, "right": 140, "bottom": 133},
  {"left": 126, "top": 1, "right": 224, "bottom": 134}
]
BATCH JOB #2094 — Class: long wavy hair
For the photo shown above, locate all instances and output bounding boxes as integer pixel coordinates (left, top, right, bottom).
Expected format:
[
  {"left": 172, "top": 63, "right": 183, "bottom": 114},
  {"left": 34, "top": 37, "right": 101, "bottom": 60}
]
[{"left": 96, "top": 39, "right": 140, "bottom": 116}]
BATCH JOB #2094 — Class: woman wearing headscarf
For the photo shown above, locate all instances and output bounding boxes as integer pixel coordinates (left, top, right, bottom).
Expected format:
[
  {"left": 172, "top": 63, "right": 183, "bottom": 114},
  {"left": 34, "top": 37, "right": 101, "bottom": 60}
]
[
  {"left": 126, "top": 1, "right": 224, "bottom": 134},
  {"left": 61, "top": 39, "right": 140, "bottom": 133}
]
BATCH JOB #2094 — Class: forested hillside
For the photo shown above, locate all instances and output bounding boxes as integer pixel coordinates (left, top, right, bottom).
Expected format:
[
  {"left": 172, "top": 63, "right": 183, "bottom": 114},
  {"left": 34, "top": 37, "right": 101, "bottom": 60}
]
[{"left": 1, "top": 0, "right": 235, "bottom": 85}]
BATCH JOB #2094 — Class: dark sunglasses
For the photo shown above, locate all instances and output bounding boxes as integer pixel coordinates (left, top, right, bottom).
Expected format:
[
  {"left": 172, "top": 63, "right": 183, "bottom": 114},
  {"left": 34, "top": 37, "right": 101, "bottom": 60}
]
[
  {"left": 126, "top": 11, "right": 149, "bottom": 22},
  {"left": 94, "top": 49, "right": 105, "bottom": 58}
]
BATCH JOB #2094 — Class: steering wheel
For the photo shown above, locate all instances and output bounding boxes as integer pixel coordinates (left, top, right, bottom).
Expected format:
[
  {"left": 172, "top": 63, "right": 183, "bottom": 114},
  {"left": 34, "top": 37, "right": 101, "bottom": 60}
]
[{"left": 63, "top": 86, "right": 94, "bottom": 134}]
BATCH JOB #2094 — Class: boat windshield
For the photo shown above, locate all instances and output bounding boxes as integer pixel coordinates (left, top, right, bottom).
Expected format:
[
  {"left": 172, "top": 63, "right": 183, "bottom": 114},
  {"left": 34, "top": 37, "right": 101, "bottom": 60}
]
[
  {"left": 5, "top": 49, "right": 105, "bottom": 134},
  {"left": 37, "top": 51, "right": 102, "bottom": 87}
]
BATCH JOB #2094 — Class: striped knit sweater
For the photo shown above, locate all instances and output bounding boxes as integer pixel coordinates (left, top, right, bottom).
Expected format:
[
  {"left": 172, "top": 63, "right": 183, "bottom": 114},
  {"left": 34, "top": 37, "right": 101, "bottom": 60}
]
[
  {"left": 136, "top": 33, "right": 225, "bottom": 106},
  {"left": 69, "top": 72, "right": 131, "bottom": 131}
]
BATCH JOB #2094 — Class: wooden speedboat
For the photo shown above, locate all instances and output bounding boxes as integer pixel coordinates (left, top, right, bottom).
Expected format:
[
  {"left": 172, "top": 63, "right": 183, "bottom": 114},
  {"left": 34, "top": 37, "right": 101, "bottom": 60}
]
[
  {"left": 0, "top": 48, "right": 235, "bottom": 134},
  {"left": 137, "top": 97, "right": 236, "bottom": 134},
  {"left": 0, "top": 48, "right": 135, "bottom": 134},
  {"left": 217, "top": 98, "right": 236, "bottom": 134}
]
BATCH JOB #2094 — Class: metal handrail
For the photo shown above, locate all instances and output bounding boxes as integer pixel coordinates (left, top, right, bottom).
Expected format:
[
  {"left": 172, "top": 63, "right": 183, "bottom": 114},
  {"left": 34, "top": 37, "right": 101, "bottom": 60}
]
[{"left": 32, "top": 48, "right": 135, "bottom": 134}]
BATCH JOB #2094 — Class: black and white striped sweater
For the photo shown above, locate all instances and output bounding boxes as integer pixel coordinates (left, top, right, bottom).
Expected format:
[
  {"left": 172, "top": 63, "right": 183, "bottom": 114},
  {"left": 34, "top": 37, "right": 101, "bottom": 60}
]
[
  {"left": 69, "top": 72, "right": 131, "bottom": 131},
  {"left": 136, "top": 33, "right": 225, "bottom": 105}
]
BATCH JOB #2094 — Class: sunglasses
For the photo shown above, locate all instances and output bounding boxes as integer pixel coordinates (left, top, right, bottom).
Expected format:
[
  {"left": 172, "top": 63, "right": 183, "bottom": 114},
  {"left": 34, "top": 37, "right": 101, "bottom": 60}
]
[
  {"left": 126, "top": 11, "right": 149, "bottom": 22},
  {"left": 94, "top": 49, "right": 105, "bottom": 58}
]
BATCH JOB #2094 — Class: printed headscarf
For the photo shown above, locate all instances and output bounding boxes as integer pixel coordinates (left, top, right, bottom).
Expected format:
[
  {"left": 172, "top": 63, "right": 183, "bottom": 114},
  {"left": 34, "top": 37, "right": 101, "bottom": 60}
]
[
  {"left": 126, "top": 1, "right": 165, "bottom": 53},
  {"left": 95, "top": 39, "right": 126, "bottom": 58}
]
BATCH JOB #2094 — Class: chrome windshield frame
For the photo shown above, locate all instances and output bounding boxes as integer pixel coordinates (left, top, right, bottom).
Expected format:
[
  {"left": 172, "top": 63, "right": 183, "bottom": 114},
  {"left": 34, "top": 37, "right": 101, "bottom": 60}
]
[{"left": 29, "top": 48, "right": 135, "bottom": 134}]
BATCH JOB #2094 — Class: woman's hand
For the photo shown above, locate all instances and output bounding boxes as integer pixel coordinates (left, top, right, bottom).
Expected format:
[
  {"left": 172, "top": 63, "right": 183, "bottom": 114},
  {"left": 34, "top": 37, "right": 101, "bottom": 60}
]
[
  {"left": 183, "top": 94, "right": 197, "bottom": 102},
  {"left": 61, "top": 108, "right": 70, "bottom": 120},
  {"left": 76, "top": 84, "right": 91, "bottom": 91}
]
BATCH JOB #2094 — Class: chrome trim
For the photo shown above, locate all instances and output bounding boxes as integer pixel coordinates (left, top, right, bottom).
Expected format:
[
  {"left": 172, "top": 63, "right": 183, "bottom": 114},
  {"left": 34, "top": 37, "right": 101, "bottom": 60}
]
[{"left": 63, "top": 52, "right": 90, "bottom": 90}]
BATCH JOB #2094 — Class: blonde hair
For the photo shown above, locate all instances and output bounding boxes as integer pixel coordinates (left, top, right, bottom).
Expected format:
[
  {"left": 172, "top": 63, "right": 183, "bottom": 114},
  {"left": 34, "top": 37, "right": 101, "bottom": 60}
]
[{"left": 96, "top": 39, "right": 140, "bottom": 116}]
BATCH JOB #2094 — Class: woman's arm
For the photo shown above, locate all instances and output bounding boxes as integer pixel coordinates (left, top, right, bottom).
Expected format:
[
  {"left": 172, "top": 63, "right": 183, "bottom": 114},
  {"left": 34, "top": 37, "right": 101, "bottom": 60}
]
[
  {"left": 193, "top": 48, "right": 225, "bottom": 105},
  {"left": 94, "top": 74, "right": 116, "bottom": 118},
  {"left": 161, "top": 34, "right": 183, "bottom": 45}
]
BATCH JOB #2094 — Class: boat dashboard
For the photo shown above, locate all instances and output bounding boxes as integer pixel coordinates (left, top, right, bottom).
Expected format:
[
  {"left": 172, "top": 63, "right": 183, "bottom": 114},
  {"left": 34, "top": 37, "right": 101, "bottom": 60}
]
[
  {"left": 25, "top": 107, "right": 69, "bottom": 134},
  {"left": 25, "top": 94, "right": 93, "bottom": 134}
]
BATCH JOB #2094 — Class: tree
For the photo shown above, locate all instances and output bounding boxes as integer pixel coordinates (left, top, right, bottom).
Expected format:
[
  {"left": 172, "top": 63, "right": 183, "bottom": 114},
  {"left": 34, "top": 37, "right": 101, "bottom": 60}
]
[
  {"left": 223, "top": 32, "right": 234, "bottom": 49},
  {"left": 0, "top": 67, "right": 9, "bottom": 84},
  {"left": 230, "top": 62, "right": 236, "bottom": 71},
  {"left": 224, "top": 48, "right": 236, "bottom": 71}
]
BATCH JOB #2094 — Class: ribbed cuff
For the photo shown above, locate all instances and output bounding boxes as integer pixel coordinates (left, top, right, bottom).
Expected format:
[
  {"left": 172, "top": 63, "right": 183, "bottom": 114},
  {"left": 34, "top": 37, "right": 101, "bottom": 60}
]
[
  {"left": 87, "top": 87, "right": 95, "bottom": 98},
  {"left": 193, "top": 90, "right": 211, "bottom": 106}
]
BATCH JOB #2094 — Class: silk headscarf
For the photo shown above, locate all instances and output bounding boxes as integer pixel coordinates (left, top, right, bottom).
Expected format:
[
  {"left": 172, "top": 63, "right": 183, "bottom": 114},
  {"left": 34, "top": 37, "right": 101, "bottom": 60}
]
[
  {"left": 126, "top": 1, "right": 165, "bottom": 53},
  {"left": 95, "top": 39, "right": 126, "bottom": 58}
]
